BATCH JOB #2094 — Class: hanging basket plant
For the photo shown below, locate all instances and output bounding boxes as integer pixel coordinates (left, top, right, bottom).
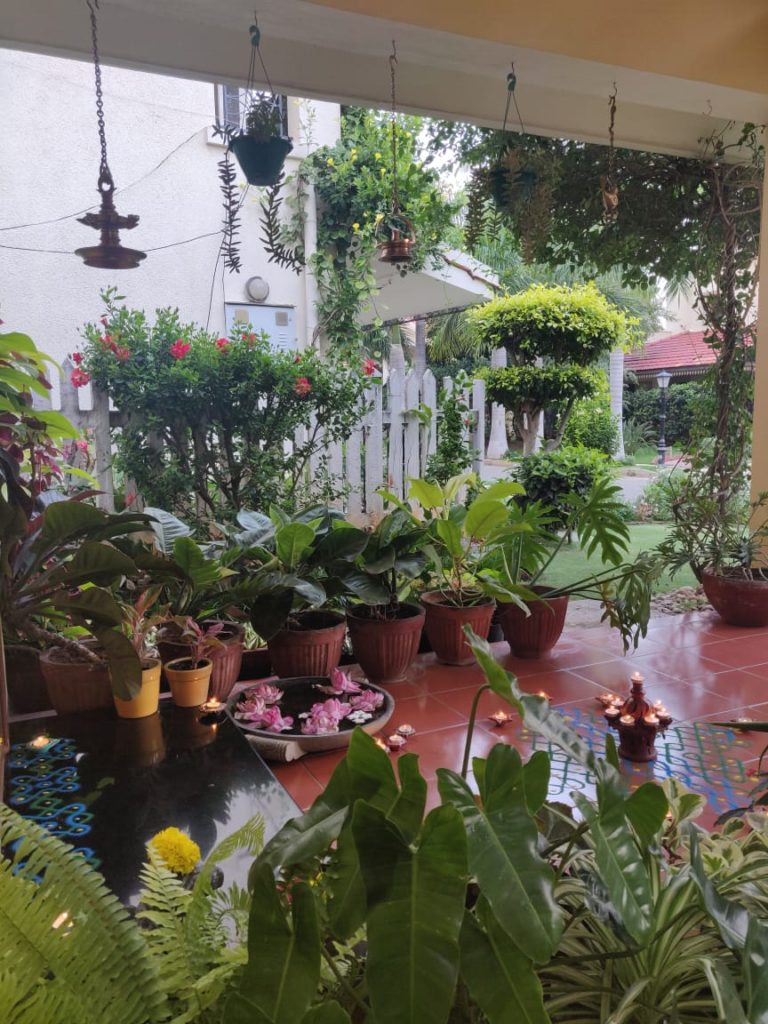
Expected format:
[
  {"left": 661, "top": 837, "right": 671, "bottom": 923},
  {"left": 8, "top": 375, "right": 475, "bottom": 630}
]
[{"left": 230, "top": 96, "right": 293, "bottom": 187}]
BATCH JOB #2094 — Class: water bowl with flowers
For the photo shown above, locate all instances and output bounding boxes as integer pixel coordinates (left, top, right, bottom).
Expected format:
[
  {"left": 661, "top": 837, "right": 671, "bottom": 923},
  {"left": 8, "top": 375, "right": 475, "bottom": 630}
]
[{"left": 226, "top": 669, "right": 395, "bottom": 760}]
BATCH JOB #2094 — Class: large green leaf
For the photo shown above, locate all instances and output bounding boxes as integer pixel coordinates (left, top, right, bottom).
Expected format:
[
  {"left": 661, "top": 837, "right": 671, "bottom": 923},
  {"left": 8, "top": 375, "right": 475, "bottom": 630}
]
[
  {"left": 435, "top": 518, "right": 463, "bottom": 558},
  {"left": 689, "top": 831, "right": 749, "bottom": 952},
  {"left": 460, "top": 906, "right": 550, "bottom": 1024},
  {"left": 574, "top": 477, "right": 631, "bottom": 566},
  {"left": 464, "top": 497, "right": 509, "bottom": 541},
  {"left": 144, "top": 507, "right": 192, "bottom": 553},
  {"left": 624, "top": 783, "right": 668, "bottom": 847},
  {"left": 277, "top": 523, "right": 316, "bottom": 569},
  {"left": 387, "top": 753, "right": 428, "bottom": 843},
  {"left": 408, "top": 478, "right": 444, "bottom": 510},
  {"left": 477, "top": 479, "right": 525, "bottom": 502},
  {"left": 301, "top": 1004, "right": 352, "bottom": 1024},
  {"left": 40, "top": 501, "right": 106, "bottom": 543},
  {"left": 172, "top": 536, "right": 223, "bottom": 590},
  {"left": 352, "top": 802, "right": 467, "bottom": 1024},
  {"left": 234, "top": 866, "right": 321, "bottom": 1024},
  {"left": 326, "top": 821, "right": 366, "bottom": 941},
  {"left": 250, "top": 588, "right": 295, "bottom": 641},
  {"left": 313, "top": 525, "right": 368, "bottom": 563},
  {"left": 63, "top": 540, "right": 136, "bottom": 585},
  {"left": 52, "top": 587, "right": 124, "bottom": 626},
  {"left": 91, "top": 627, "right": 142, "bottom": 701},
  {"left": 437, "top": 746, "right": 561, "bottom": 964},
  {"left": 701, "top": 959, "right": 749, "bottom": 1024},
  {"left": 340, "top": 571, "right": 390, "bottom": 605}
]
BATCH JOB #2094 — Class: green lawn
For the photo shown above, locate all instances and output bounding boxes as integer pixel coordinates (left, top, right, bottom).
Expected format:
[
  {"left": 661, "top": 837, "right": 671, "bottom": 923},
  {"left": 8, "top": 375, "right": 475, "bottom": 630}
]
[{"left": 538, "top": 523, "right": 697, "bottom": 595}]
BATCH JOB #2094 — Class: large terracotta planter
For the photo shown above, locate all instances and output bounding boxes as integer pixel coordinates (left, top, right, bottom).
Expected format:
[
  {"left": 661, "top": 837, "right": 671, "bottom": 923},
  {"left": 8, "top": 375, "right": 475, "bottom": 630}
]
[
  {"left": 267, "top": 611, "right": 346, "bottom": 679},
  {"left": 158, "top": 621, "right": 244, "bottom": 701},
  {"left": 346, "top": 603, "right": 425, "bottom": 684},
  {"left": 238, "top": 646, "right": 271, "bottom": 681},
  {"left": 164, "top": 657, "right": 213, "bottom": 708},
  {"left": 498, "top": 587, "right": 569, "bottom": 659},
  {"left": 6, "top": 644, "right": 51, "bottom": 714},
  {"left": 421, "top": 592, "right": 495, "bottom": 666},
  {"left": 40, "top": 647, "right": 112, "bottom": 714},
  {"left": 113, "top": 659, "right": 161, "bottom": 720},
  {"left": 702, "top": 569, "right": 768, "bottom": 627}
]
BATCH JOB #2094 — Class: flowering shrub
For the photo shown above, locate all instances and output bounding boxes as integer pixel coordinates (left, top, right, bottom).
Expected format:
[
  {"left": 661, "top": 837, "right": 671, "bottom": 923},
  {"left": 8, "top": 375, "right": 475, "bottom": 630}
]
[{"left": 79, "top": 289, "right": 367, "bottom": 519}]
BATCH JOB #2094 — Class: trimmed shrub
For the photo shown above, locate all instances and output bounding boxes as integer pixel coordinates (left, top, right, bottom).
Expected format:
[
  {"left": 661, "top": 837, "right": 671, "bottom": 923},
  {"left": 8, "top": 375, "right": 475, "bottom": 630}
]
[
  {"left": 562, "top": 372, "right": 619, "bottom": 456},
  {"left": 623, "top": 382, "right": 709, "bottom": 446},
  {"left": 514, "top": 445, "right": 610, "bottom": 527}
]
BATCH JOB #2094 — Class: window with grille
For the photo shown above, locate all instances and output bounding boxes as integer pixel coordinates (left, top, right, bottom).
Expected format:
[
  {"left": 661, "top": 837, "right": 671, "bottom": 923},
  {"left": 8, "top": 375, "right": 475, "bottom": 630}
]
[{"left": 215, "top": 86, "right": 289, "bottom": 134}]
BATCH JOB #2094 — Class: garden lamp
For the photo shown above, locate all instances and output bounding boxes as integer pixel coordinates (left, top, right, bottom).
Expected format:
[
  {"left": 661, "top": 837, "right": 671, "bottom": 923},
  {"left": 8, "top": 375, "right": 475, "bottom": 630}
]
[{"left": 655, "top": 369, "right": 671, "bottom": 466}]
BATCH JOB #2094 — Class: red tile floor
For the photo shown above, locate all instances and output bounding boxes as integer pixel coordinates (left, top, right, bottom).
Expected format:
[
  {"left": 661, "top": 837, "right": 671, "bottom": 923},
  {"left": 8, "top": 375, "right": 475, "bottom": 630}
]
[{"left": 268, "top": 610, "right": 768, "bottom": 828}]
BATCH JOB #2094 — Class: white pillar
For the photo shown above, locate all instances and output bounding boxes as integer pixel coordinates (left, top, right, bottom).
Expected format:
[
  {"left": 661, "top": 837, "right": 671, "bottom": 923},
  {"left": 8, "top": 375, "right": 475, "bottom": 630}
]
[
  {"left": 486, "top": 347, "right": 508, "bottom": 459},
  {"left": 609, "top": 347, "right": 626, "bottom": 459},
  {"left": 751, "top": 169, "right": 768, "bottom": 508}
]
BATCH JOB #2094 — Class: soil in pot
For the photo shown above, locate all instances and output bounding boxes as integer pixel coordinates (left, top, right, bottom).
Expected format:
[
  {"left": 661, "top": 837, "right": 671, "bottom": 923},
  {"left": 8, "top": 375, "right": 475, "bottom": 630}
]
[
  {"left": 40, "top": 646, "right": 113, "bottom": 715},
  {"left": 6, "top": 644, "right": 51, "bottom": 715},
  {"left": 267, "top": 611, "right": 346, "bottom": 679},
  {"left": 702, "top": 569, "right": 768, "bottom": 627},
  {"left": 498, "top": 587, "right": 569, "bottom": 659},
  {"left": 164, "top": 657, "right": 213, "bottom": 708},
  {"left": 421, "top": 592, "right": 495, "bottom": 666},
  {"left": 113, "top": 659, "right": 161, "bottom": 720},
  {"left": 347, "top": 603, "right": 425, "bottom": 684}
]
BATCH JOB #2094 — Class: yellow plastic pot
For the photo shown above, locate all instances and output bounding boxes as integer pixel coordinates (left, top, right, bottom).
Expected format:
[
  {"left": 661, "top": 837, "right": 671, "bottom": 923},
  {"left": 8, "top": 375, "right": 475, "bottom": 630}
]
[
  {"left": 113, "top": 659, "right": 162, "bottom": 719},
  {"left": 164, "top": 657, "right": 213, "bottom": 708}
]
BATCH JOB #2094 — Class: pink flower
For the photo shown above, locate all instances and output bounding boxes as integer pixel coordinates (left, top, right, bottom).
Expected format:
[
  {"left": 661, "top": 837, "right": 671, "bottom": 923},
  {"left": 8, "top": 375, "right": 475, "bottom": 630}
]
[
  {"left": 294, "top": 376, "right": 312, "bottom": 397},
  {"left": 259, "top": 706, "right": 294, "bottom": 733},
  {"left": 349, "top": 690, "right": 384, "bottom": 715},
  {"left": 70, "top": 368, "right": 90, "bottom": 388},
  {"left": 301, "top": 698, "right": 350, "bottom": 735},
  {"left": 319, "top": 668, "right": 361, "bottom": 695},
  {"left": 252, "top": 683, "right": 283, "bottom": 705},
  {"left": 72, "top": 352, "right": 83, "bottom": 366},
  {"left": 170, "top": 339, "right": 191, "bottom": 360},
  {"left": 216, "top": 337, "right": 230, "bottom": 351},
  {"left": 363, "top": 357, "right": 378, "bottom": 377},
  {"left": 115, "top": 346, "right": 131, "bottom": 362},
  {"left": 75, "top": 439, "right": 88, "bottom": 453},
  {"left": 235, "top": 695, "right": 267, "bottom": 721}
]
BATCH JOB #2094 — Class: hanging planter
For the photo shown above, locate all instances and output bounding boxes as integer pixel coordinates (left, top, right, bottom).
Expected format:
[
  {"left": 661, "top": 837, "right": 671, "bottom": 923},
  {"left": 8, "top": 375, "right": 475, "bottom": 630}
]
[
  {"left": 375, "top": 41, "right": 417, "bottom": 268},
  {"left": 231, "top": 131, "right": 293, "bottom": 187}
]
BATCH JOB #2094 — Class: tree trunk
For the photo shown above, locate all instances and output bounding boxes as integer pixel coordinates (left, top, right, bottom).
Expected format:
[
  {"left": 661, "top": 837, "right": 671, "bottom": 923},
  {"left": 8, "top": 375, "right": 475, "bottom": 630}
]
[
  {"left": 486, "top": 348, "right": 509, "bottom": 459},
  {"left": 609, "top": 348, "right": 625, "bottom": 458}
]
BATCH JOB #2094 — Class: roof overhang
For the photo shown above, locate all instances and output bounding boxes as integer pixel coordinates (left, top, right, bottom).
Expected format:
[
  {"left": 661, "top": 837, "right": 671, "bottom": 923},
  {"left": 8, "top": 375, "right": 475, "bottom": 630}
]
[{"left": 3, "top": 0, "right": 768, "bottom": 158}]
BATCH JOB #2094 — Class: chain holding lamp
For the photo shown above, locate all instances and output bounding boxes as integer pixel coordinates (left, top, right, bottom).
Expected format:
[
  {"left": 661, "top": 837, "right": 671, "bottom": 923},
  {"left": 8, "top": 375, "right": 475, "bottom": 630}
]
[
  {"left": 376, "top": 41, "right": 417, "bottom": 266},
  {"left": 75, "top": 0, "right": 146, "bottom": 270}
]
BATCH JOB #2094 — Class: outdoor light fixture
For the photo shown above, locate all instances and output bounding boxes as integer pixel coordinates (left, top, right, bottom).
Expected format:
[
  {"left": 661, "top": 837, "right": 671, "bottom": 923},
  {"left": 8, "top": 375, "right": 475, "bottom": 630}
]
[
  {"left": 75, "top": 0, "right": 146, "bottom": 270},
  {"left": 377, "top": 41, "right": 417, "bottom": 266},
  {"left": 655, "top": 368, "right": 672, "bottom": 466}
]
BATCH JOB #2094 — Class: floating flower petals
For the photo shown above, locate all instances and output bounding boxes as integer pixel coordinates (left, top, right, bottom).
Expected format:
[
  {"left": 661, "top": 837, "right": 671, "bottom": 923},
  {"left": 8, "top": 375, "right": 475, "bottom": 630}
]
[
  {"left": 252, "top": 683, "right": 283, "bottom": 705},
  {"left": 348, "top": 710, "right": 373, "bottom": 724},
  {"left": 318, "top": 668, "right": 363, "bottom": 696},
  {"left": 349, "top": 690, "right": 384, "bottom": 715}
]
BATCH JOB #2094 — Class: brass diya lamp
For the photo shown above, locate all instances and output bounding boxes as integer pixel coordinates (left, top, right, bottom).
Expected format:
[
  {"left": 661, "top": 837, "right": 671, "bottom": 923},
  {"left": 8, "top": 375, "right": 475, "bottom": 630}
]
[{"left": 599, "top": 672, "right": 672, "bottom": 762}]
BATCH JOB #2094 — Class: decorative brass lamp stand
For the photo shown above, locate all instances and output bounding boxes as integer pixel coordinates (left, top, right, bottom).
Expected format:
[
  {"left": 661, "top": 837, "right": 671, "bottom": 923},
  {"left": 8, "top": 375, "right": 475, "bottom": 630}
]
[{"left": 599, "top": 672, "right": 673, "bottom": 762}]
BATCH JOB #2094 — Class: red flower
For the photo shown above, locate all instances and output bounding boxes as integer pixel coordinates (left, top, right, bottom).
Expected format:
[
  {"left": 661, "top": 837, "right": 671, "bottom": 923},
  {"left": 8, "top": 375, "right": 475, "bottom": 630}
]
[
  {"left": 293, "top": 354, "right": 302, "bottom": 364},
  {"left": 294, "top": 376, "right": 312, "bottom": 397},
  {"left": 72, "top": 352, "right": 83, "bottom": 366},
  {"left": 216, "top": 337, "right": 230, "bottom": 351},
  {"left": 100, "top": 317, "right": 108, "bottom": 327},
  {"left": 71, "top": 368, "right": 90, "bottom": 388},
  {"left": 115, "top": 346, "right": 131, "bottom": 362},
  {"left": 363, "top": 357, "right": 378, "bottom": 377},
  {"left": 170, "top": 339, "right": 191, "bottom": 360}
]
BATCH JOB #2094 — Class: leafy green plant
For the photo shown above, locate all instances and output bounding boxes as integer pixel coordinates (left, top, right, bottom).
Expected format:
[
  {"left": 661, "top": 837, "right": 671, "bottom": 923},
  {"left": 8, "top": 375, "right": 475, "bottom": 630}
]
[
  {"left": 561, "top": 371, "right": 619, "bottom": 455},
  {"left": 622, "top": 415, "right": 655, "bottom": 456},
  {"left": 638, "top": 470, "right": 678, "bottom": 521},
  {"left": 624, "top": 382, "right": 710, "bottom": 448},
  {"left": 244, "top": 95, "right": 285, "bottom": 139},
  {"left": 425, "top": 376, "right": 473, "bottom": 485},
  {"left": 514, "top": 445, "right": 611, "bottom": 529}
]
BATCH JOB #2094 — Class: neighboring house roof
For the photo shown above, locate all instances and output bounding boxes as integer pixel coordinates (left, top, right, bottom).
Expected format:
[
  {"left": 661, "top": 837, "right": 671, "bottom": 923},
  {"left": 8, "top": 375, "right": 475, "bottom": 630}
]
[{"left": 625, "top": 330, "right": 716, "bottom": 379}]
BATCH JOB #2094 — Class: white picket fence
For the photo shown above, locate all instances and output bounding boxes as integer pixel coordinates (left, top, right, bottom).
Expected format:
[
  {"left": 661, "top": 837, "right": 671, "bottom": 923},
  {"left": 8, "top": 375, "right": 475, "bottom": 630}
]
[{"left": 47, "top": 360, "right": 488, "bottom": 525}]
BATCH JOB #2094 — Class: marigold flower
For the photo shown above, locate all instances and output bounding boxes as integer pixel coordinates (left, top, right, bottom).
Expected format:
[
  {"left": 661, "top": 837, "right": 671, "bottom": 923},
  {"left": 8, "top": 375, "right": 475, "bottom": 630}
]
[
  {"left": 170, "top": 339, "right": 191, "bottom": 360},
  {"left": 148, "top": 827, "right": 200, "bottom": 874},
  {"left": 294, "top": 376, "right": 312, "bottom": 397},
  {"left": 70, "top": 368, "right": 90, "bottom": 388}
]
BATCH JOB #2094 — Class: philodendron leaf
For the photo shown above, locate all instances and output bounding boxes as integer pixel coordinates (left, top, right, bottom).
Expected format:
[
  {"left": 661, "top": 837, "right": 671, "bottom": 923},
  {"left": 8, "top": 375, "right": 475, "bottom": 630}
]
[
  {"left": 464, "top": 496, "right": 509, "bottom": 541},
  {"left": 63, "top": 540, "right": 136, "bottom": 585},
  {"left": 234, "top": 866, "right": 320, "bottom": 1024},
  {"left": 276, "top": 523, "right": 316, "bottom": 569},
  {"left": 460, "top": 906, "right": 550, "bottom": 1024},
  {"left": 52, "top": 587, "right": 124, "bottom": 627},
  {"left": 326, "top": 821, "right": 366, "bottom": 942},
  {"left": 301, "top": 1003, "right": 352, "bottom": 1024},
  {"left": 407, "top": 478, "right": 445, "bottom": 511},
  {"left": 91, "top": 628, "right": 142, "bottom": 702},
  {"left": 387, "top": 753, "right": 428, "bottom": 844},
  {"left": 352, "top": 801, "right": 467, "bottom": 1024},
  {"left": 438, "top": 744, "right": 562, "bottom": 964}
]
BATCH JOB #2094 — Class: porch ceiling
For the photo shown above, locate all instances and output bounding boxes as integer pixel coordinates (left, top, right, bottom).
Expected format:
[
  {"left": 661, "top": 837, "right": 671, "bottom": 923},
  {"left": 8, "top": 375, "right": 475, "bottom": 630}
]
[{"left": 3, "top": 0, "right": 768, "bottom": 157}]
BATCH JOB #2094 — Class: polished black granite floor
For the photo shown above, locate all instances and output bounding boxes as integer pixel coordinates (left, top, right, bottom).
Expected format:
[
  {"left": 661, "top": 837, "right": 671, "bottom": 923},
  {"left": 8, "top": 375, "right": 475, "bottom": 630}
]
[{"left": 5, "top": 704, "right": 298, "bottom": 903}]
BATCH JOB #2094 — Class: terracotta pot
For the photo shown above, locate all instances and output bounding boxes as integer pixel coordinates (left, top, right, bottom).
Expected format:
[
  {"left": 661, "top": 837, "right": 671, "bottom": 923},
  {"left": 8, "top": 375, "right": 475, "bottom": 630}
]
[
  {"left": 158, "top": 622, "right": 244, "bottom": 701},
  {"left": 113, "top": 659, "right": 161, "bottom": 720},
  {"left": 5, "top": 644, "right": 51, "bottom": 714},
  {"left": 40, "top": 647, "right": 113, "bottom": 714},
  {"left": 702, "top": 569, "right": 768, "bottom": 627},
  {"left": 346, "top": 603, "right": 425, "bottom": 684},
  {"left": 164, "top": 658, "right": 213, "bottom": 708},
  {"left": 421, "top": 592, "right": 495, "bottom": 666},
  {"left": 238, "top": 646, "right": 272, "bottom": 681},
  {"left": 498, "top": 587, "right": 569, "bottom": 659},
  {"left": 267, "top": 611, "right": 346, "bottom": 678}
]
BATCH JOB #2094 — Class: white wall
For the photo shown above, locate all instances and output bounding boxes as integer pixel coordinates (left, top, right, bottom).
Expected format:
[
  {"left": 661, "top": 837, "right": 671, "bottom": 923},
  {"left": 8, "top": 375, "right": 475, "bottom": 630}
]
[{"left": 0, "top": 50, "right": 340, "bottom": 394}]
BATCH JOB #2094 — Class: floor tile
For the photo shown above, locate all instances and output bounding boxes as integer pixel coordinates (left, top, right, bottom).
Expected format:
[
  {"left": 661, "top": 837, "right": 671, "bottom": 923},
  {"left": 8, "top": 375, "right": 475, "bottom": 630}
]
[
  {"left": 272, "top": 762, "right": 323, "bottom": 811},
  {"left": 693, "top": 637, "right": 768, "bottom": 671}
]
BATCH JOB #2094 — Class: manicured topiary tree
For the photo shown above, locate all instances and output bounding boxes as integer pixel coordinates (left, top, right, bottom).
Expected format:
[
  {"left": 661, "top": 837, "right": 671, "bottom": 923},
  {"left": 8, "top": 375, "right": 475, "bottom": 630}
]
[{"left": 469, "top": 283, "right": 638, "bottom": 454}]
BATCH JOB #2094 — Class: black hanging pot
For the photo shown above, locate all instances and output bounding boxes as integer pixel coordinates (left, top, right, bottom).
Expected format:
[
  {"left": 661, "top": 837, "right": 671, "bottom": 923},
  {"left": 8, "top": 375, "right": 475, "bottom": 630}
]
[{"left": 230, "top": 133, "right": 293, "bottom": 186}]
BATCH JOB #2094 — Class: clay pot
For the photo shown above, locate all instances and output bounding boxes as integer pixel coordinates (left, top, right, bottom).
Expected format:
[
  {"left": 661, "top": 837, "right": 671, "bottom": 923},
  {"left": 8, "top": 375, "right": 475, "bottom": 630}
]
[
  {"left": 5, "top": 644, "right": 51, "bottom": 714},
  {"left": 702, "top": 569, "right": 768, "bottom": 627},
  {"left": 164, "top": 658, "right": 213, "bottom": 708},
  {"left": 497, "top": 587, "right": 569, "bottom": 659},
  {"left": 238, "top": 646, "right": 271, "bottom": 681},
  {"left": 267, "top": 611, "right": 346, "bottom": 678},
  {"left": 346, "top": 603, "right": 425, "bottom": 684},
  {"left": 421, "top": 592, "right": 495, "bottom": 666},
  {"left": 113, "top": 659, "right": 161, "bottom": 720},
  {"left": 40, "top": 647, "right": 113, "bottom": 714},
  {"left": 158, "top": 621, "right": 244, "bottom": 701}
]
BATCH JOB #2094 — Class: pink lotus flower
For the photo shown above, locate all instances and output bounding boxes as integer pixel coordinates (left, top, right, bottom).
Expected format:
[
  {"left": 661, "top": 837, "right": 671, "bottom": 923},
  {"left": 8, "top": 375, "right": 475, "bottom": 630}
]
[
  {"left": 216, "top": 337, "right": 230, "bottom": 351},
  {"left": 320, "top": 668, "right": 362, "bottom": 695},
  {"left": 252, "top": 683, "right": 284, "bottom": 705},
  {"left": 235, "top": 696, "right": 267, "bottom": 722},
  {"left": 170, "top": 339, "right": 191, "bottom": 360},
  {"left": 294, "top": 376, "right": 312, "bottom": 397},
  {"left": 301, "top": 698, "right": 350, "bottom": 735},
  {"left": 259, "top": 706, "right": 294, "bottom": 733},
  {"left": 70, "top": 368, "right": 90, "bottom": 388},
  {"left": 349, "top": 690, "right": 384, "bottom": 715}
]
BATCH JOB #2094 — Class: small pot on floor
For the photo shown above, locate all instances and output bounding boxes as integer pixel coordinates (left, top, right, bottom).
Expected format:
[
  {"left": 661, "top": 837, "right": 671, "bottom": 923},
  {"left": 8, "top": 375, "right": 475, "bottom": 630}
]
[
  {"left": 346, "top": 603, "right": 425, "bottom": 684},
  {"left": 701, "top": 569, "right": 768, "bottom": 627},
  {"left": 113, "top": 659, "right": 162, "bottom": 720},
  {"left": 267, "top": 611, "right": 346, "bottom": 679},
  {"left": 421, "top": 592, "right": 495, "bottom": 666},
  {"left": 497, "top": 587, "right": 569, "bottom": 659},
  {"left": 164, "top": 657, "right": 213, "bottom": 708}
]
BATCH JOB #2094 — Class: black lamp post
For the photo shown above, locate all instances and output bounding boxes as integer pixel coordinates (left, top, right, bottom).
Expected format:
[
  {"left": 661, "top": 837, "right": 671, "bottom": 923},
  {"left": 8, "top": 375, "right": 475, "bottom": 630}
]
[{"left": 656, "top": 369, "right": 671, "bottom": 465}]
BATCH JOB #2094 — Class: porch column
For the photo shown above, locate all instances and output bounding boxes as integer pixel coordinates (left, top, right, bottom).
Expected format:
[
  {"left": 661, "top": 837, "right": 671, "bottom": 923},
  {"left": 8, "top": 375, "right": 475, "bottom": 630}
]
[{"left": 750, "top": 167, "right": 768, "bottom": 505}]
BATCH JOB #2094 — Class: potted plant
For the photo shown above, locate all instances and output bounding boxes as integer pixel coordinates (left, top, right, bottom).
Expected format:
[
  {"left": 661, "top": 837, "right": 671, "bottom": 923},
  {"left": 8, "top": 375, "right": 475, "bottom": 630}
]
[
  {"left": 164, "top": 618, "right": 224, "bottom": 708},
  {"left": 487, "top": 476, "right": 656, "bottom": 657},
  {"left": 112, "top": 588, "right": 168, "bottom": 719},
  {"left": 407, "top": 473, "right": 524, "bottom": 665},
  {"left": 655, "top": 477, "right": 768, "bottom": 627},
  {"left": 341, "top": 508, "right": 428, "bottom": 684},
  {"left": 229, "top": 94, "right": 293, "bottom": 187}
]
